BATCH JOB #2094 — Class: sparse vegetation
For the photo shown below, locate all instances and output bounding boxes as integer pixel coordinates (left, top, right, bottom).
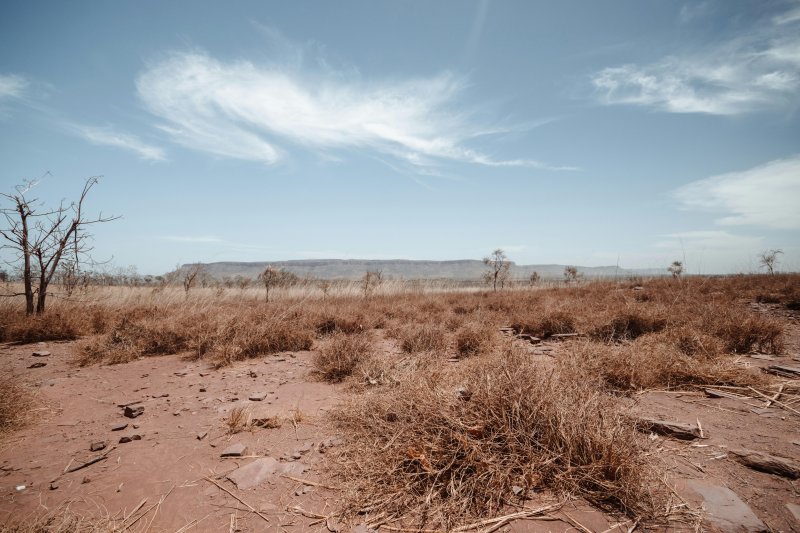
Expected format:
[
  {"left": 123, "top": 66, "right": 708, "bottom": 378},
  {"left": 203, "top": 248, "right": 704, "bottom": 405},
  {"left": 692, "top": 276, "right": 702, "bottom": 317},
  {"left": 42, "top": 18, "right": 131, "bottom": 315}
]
[{"left": 313, "top": 331, "right": 374, "bottom": 382}]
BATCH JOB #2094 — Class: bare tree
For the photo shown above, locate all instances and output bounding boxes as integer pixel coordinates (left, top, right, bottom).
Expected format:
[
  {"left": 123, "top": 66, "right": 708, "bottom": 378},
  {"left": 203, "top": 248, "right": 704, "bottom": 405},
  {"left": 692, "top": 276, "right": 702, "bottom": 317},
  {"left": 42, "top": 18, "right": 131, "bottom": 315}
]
[
  {"left": 529, "top": 271, "right": 540, "bottom": 286},
  {"left": 758, "top": 249, "right": 783, "bottom": 275},
  {"left": 667, "top": 260, "right": 683, "bottom": 279},
  {"left": 258, "top": 265, "right": 299, "bottom": 302},
  {"left": 563, "top": 266, "right": 579, "bottom": 284},
  {"left": 0, "top": 176, "right": 117, "bottom": 314},
  {"left": 482, "top": 249, "right": 511, "bottom": 291},
  {"left": 182, "top": 263, "right": 204, "bottom": 295},
  {"left": 361, "top": 270, "right": 382, "bottom": 298}
]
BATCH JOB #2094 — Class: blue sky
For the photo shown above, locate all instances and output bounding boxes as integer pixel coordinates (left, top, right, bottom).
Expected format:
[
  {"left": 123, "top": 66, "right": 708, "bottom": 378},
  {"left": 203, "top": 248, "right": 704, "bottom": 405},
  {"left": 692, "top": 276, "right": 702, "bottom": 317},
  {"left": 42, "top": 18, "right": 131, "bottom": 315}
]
[{"left": 1, "top": 0, "right": 798, "bottom": 275}]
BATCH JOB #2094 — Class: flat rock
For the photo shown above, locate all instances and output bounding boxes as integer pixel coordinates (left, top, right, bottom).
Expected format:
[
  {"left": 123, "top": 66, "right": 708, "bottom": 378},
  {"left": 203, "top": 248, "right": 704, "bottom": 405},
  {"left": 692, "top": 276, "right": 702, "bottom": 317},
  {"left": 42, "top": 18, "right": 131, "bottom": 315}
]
[
  {"left": 196, "top": 431, "right": 208, "bottom": 441},
  {"left": 729, "top": 448, "right": 800, "bottom": 479},
  {"left": 27, "top": 362, "right": 46, "bottom": 369},
  {"left": 89, "top": 441, "right": 106, "bottom": 452},
  {"left": 636, "top": 418, "right": 701, "bottom": 440},
  {"left": 123, "top": 405, "right": 144, "bottom": 418},
  {"left": 787, "top": 503, "right": 800, "bottom": 523},
  {"left": 111, "top": 423, "right": 128, "bottom": 431},
  {"left": 118, "top": 434, "right": 142, "bottom": 444},
  {"left": 684, "top": 479, "right": 767, "bottom": 533},
  {"left": 227, "top": 457, "right": 280, "bottom": 489},
  {"left": 249, "top": 392, "right": 267, "bottom": 401},
  {"left": 32, "top": 351, "right": 51, "bottom": 357},
  {"left": 220, "top": 443, "right": 248, "bottom": 458},
  {"left": 748, "top": 354, "right": 775, "bottom": 361}
]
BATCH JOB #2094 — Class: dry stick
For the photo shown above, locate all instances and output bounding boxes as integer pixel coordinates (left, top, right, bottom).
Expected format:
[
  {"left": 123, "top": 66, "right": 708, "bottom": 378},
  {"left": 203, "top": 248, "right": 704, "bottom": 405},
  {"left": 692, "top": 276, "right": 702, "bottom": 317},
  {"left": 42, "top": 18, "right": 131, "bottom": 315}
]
[
  {"left": 696, "top": 418, "right": 704, "bottom": 439},
  {"left": 65, "top": 445, "right": 117, "bottom": 474},
  {"left": 748, "top": 387, "right": 800, "bottom": 416},
  {"left": 280, "top": 474, "right": 340, "bottom": 490},
  {"left": 203, "top": 477, "right": 271, "bottom": 524},
  {"left": 144, "top": 484, "right": 174, "bottom": 532},
  {"left": 562, "top": 512, "right": 593, "bottom": 533},
  {"left": 766, "top": 383, "right": 785, "bottom": 407},
  {"left": 114, "top": 498, "right": 147, "bottom": 531},
  {"left": 290, "top": 506, "right": 329, "bottom": 520}
]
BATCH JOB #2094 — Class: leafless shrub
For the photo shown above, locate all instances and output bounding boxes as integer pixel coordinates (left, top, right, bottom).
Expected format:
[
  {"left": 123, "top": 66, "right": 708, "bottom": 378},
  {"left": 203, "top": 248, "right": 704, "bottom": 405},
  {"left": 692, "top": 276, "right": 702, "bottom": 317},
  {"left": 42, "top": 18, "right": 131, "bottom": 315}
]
[{"left": 226, "top": 406, "right": 250, "bottom": 434}]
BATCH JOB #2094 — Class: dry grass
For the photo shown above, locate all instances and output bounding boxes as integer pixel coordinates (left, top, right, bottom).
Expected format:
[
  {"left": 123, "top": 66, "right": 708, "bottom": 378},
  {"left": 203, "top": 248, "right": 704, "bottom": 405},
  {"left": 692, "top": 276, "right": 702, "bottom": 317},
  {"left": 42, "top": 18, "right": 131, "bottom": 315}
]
[
  {"left": 313, "top": 331, "right": 374, "bottom": 383},
  {"left": 0, "top": 506, "right": 114, "bottom": 532},
  {"left": 331, "top": 349, "right": 662, "bottom": 529},
  {"left": 454, "top": 321, "right": 498, "bottom": 358},
  {"left": 226, "top": 406, "right": 250, "bottom": 434},
  {"left": 397, "top": 322, "right": 450, "bottom": 354},
  {"left": 0, "top": 375, "right": 33, "bottom": 437}
]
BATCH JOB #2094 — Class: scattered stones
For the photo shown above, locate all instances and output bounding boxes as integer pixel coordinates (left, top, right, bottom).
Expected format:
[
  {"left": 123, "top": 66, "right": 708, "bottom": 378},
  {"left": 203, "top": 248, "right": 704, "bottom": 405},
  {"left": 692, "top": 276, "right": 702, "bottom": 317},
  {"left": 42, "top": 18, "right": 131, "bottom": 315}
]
[
  {"left": 32, "top": 351, "right": 51, "bottom": 357},
  {"left": 196, "top": 431, "right": 207, "bottom": 440},
  {"left": 27, "top": 362, "right": 46, "bottom": 369},
  {"left": 729, "top": 448, "right": 800, "bottom": 479},
  {"left": 636, "top": 418, "right": 701, "bottom": 440},
  {"left": 248, "top": 370, "right": 258, "bottom": 378},
  {"left": 111, "top": 423, "right": 128, "bottom": 431},
  {"left": 683, "top": 479, "right": 767, "bottom": 533},
  {"left": 119, "top": 435, "right": 142, "bottom": 444},
  {"left": 123, "top": 405, "right": 144, "bottom": 418},
  {"left": 249, "top": 392, "right": 267, "bottom": 402},
  {"left": 89, "top": 441, "right": 106, "bottom": 452},
  {"left": 220, "top": 443, "right": 248, "bottom": 458}
]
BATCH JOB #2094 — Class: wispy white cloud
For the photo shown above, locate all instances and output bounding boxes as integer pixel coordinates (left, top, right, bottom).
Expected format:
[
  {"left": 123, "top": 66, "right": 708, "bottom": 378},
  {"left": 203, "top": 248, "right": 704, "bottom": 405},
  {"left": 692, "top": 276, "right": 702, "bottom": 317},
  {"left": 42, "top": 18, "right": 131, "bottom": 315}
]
[
  {"left": 161, "top": 235, "right": 223, "bottom": 243},
  {"left": 674, "top": 155, "right": 800, "bottom": 229},
  {"left": 0, "top": 74, "right": 28, "bottom": 100},
  {"left": 73, "top": 124, "right": 166, "bottom": 161},
  {"left": 136, "top": 49, "right": 568, "bottom": 171},
  {"left": 591, "top": 5, "right": 800, "bottom": 114}
]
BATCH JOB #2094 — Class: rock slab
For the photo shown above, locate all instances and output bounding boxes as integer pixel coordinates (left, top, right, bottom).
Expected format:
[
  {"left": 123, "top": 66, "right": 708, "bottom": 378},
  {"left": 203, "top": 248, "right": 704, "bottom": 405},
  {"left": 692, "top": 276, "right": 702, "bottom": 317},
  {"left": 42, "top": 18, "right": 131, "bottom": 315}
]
[
  {"left": 123, "top": 405, "right": 144, "bottom": 418},
  {"left": 637, "top": 418, "right": 701, "bottom": 440},
  {"left": 729, "top": 448, "right": 800, "bottom": 479},
  {"left": 684, "top": 479, "right": 767, "bottom": 533},
  {"left": 220, "top": 443, "right": 248, "bottom": 457}
]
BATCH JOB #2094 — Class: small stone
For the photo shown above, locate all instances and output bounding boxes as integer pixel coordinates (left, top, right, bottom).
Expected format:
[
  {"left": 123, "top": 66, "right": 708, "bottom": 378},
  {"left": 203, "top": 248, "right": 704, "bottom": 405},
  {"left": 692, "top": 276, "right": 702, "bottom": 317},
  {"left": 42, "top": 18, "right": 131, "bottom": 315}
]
[
  {"left": 49, "top": 483, "right": 58, "bottom": 490},
  {"left": 221, "top": 443, "right": 248, "bottom": 457},
  {"left": 32, "top": 351, "right": 51, "bottom": 357},
  {"left": 199, "top": 387, "right": 207, "bottom": 392},
  {"left": 636, "top": 418, "right": 701, "bottom": 440},
  {"left": 111, "top": 423, "right": 128, "bottom": 431},
  {"left": 511, "top": 485, "right": 525, "bottom": 496},
  {"left": 197, "top": 431, "right": 208, "bottom": 440},
  {"left": 89, "top": 441, "right": 106, "bottom": 452},
  {"left": 123, "top": 405, "right": 144, "bottom": 418},
  {"left": 81, "top": 477, "right": 90, "bottom": 484},
  {"left": 291, "top": 452, "right": 302, "bottom": 460},
  {"left": 249, "top": 392, "right": 267, "bottom": 402},
  {"left": 173, "top": 411, "right": 180, "bottom": 416},
  {"left": 249, "top": 370, "right": 258, "bottom": 378},
  {"left": 119, "top": 434, "right": 142, "bottom": 444},
  {"left": 27, "top": 362, "right": 46, "bottom": 369}
]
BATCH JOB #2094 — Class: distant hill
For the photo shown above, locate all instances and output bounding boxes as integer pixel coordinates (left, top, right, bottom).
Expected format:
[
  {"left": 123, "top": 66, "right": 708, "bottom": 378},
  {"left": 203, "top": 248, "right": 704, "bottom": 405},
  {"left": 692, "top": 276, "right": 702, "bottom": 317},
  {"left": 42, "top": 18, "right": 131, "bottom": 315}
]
[{"left": 177, "top": 259, "right": 664, "bottom": 281}]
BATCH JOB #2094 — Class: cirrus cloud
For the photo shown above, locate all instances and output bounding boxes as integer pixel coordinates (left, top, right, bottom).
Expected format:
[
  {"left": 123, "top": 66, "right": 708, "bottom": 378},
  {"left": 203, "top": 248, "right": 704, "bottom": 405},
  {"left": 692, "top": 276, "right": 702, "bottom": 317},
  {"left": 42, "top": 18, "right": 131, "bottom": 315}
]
[{"left": 136, "top": 51, "right": 570, "bottom": 171}]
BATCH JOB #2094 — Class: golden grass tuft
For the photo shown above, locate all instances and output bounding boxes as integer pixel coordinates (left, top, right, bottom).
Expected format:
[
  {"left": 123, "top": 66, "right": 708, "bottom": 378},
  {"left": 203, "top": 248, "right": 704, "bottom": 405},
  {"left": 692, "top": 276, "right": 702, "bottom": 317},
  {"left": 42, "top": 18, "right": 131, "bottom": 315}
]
[
  {"left": 330, "top": 349, "right": 662, "bottom": 529},
  {"left": 454, "top": 321, "right": 497, "bottom": 358},
  {"left": 0, "top": 375, "right": 33, "bottom": 437},
  {"left": 313, "top": 331, "right": 374, "bottom": 383},
  {"left": 397, "top": 323, "right": 449, "bottom": 354}
]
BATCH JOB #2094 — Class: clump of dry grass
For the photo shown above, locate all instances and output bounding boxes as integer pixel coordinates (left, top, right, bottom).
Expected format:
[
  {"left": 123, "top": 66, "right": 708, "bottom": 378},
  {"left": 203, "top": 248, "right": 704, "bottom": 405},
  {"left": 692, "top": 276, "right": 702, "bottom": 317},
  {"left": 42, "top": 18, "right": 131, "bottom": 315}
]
[
  {"left": 565, "top": 336, "right": 768, "bottom": 392},
  {"left": 314, "top": 332, "right": 374, "bottom": 383},
  {"left": 226, "top": 406, "right": 250, "bottom": 434},
  {"left": 590, "top": 309, "right": 667, "bottom": 342},
  {"left": 0, "top": 376, "right": 33, "bottom": 436},
  {"left": 712, "top": 312, "right": 783, "bottom": 354},
  {"left": 2, "top": 311, "right": 82, "bottom": 344},
  {"left": 510, "top": 309, "right": 577, "bottom": 338},
  {"left": 0, "top": 506, "right": 114, "bottom": 532},
  {"left": 454, "top": 322, "right": 497, "bottom": 358},
  {"left": 397, "top": 323, "right": 449, "bottom": 354},
  {"left": 331, "top": 349, "right": 661, "bottom": 529}
]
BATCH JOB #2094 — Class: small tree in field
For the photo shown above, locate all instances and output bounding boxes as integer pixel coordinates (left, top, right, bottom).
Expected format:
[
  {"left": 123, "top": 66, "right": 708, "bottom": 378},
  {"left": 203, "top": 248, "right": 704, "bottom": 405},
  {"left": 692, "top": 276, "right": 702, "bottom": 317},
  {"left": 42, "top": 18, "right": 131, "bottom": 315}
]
[
  {"left": 667, "top": 260, "right": 683, "bottom": 279},
  {"left": 182, "top": 263, "right": 204, "bottom": 295},
  {"left": 361, "top": 270, "right": 382, "bottom": 298},
  {"left": 758, "top": 249, "right": 783, "bottom": 275},
  {"left": 529, "top": 271, "right": 540, "bottom": 286},
  {"left": 482, "top": 249, "right": 511, "bottom": 291},
  {"left": 258, "top": 265, "right": 299, "bottom": 302},
  {"left": 563, "top": 266, "right": 579, "bottom": 284},
  {"left": 0, "top": 176, "right": 117, "bottom": 314}
]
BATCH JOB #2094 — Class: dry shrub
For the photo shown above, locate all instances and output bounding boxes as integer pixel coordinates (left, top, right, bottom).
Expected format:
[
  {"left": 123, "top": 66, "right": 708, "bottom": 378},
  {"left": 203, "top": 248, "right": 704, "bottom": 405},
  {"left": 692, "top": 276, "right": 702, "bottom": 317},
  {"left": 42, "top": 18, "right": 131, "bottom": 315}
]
[
  {"left": 399, "top": 323, "right": 449, "bottom": 354},
  {"left": 566, "top": 336, "right": 767, "bottom": 391},
  {"left": 591, "top": 310, "right": 667, "bottom": 342},
  {"left": 2, "top": 312, "right": 81, "bottom": 343},
  {"left": 331, "top": 350, "right": 660, "bottom": 528},
  {"left": 314, "top": 332, "right": 374, "bottom": 383},
  {"left": 511, "top": 309, "right": 576, "bottom": 338},
  {"left": 454, "top": 322, "right": 497, "bottom": 358},
  {"left": 666, "top": 326, "right": 725, "bottom": 358},
  {"left": 712, "top": 313, "right": 783, "bottom": 354},
  {"left": 0, "top": 376, "right": 32, "bottom": 436}
]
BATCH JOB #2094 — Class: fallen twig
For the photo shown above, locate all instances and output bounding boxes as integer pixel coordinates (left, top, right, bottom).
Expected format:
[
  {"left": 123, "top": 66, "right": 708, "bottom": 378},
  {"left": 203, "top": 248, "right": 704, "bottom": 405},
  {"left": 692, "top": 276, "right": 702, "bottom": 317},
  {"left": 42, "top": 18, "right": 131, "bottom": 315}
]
[
  {"left": 280, "top": 474, "right": 340, "bottom": 490},
  {"left": 204, "top": 477, "right": 270, "bottom": 524}
]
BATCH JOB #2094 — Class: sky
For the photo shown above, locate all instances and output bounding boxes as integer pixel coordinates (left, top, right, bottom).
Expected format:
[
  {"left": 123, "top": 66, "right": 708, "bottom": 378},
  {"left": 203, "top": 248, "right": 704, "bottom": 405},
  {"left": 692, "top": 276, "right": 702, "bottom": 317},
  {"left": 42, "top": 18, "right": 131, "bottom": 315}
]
[{"left": 0, "top": 0, "right": 798, "bottom": 275}]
